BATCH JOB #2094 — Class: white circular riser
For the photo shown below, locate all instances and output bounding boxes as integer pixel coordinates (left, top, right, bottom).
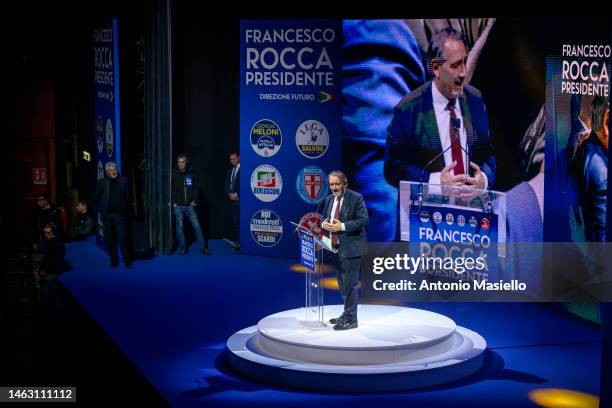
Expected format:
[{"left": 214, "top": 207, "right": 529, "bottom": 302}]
[{"left": 227, "top": 305, "right": 487, "bottom": 392}]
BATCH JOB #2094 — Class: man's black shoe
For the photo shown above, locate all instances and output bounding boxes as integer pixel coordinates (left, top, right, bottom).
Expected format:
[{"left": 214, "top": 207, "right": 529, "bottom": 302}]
[
  {"left": 333, "top": 320, "right": 358, "bottom": 331},
  {"left": 329, "top": 316, "right": 345, "bottom": 325},
  {"left": 179, "top": 245, "right": 187, "bottom": 255},
  {"left": 232, "top": 244, "right": 240, "bottom": 253},
  {"left": 200, "top": 247, "right": 212, "bottom": 255}
]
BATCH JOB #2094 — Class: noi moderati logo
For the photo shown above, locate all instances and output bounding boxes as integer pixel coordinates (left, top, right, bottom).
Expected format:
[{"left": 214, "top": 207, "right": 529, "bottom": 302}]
[{"left": 250, "top": 209, "right": 283, "bottom": 247}]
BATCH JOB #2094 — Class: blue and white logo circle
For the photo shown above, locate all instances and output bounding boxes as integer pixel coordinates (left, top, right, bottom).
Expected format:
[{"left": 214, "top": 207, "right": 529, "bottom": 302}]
[
  {"left": 250, "top": 119, "right": 282, "bottom": 157},
  {"left": 250, "top": 209, "right": 283, "bottom": 247},
  {"left": 296, "top": 166, "right": 328, "bottom": 205},
  {"left": 433, "top": 211, "right": 443, "bottom": 224},
  {"left": 296, "top": 119, "right": 329, "bottom": 159}
]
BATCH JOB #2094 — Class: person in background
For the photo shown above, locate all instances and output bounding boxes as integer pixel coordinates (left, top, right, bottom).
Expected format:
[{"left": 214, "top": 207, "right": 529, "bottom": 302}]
[
  {"left": 171, "top": 153, "right": 212, "bottom": 255},
  {"left": 225, "top": 151, "right": 240, "bottom": 252},
  {"left": 96, "top": 161, "right": 132, "bottom": 269},
  {"left": 68, "top": 201, "right": 93, "bottom": 240},
  {"left": 34, "top": 223, "right": 66, "bottom": 311}
]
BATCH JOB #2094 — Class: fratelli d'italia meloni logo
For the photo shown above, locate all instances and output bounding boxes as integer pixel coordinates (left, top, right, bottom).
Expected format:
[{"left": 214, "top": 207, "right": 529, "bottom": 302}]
[{"left": 250, "top": 119, "right": 282, "bottom": 157}]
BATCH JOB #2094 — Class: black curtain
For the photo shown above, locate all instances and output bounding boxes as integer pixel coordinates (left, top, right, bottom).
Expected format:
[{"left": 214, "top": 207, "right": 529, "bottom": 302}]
[
  {"left": 144, "top": 0, "right": 173, "bottom": 254},
  {"left": 172, "top": 4, "right": 239, "bottom": 240}
]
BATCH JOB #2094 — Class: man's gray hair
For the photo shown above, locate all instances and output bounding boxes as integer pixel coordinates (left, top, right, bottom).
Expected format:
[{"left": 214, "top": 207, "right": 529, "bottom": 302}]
[
  {"left": 105, "top": 161, "right": 117, "bottom": 171},
  {"left": 428, "top": 26, "right": 469, "bottom": 63},
  {"left": 329, "top": 170, "right": 348, "bottom": 186}
]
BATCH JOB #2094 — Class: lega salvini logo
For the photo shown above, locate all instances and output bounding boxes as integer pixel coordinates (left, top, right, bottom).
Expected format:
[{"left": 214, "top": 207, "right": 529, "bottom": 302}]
[
  {"left": 251, "top": 164, "right": 283, "bottom": 202},
  {"left": 296, "top": 119, "right": 329, "bottom": 159},
  {"left": 250, "top": 119, "right": 282, "bottom": 157},
  {"left": 250, "top": 209, "right": 283, "bottom": 247}
]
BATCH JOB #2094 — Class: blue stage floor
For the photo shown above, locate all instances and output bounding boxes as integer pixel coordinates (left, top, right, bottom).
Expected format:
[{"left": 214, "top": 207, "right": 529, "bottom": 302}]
[{"left": 61, "top": 238, "right": 602, "bottom": 408}]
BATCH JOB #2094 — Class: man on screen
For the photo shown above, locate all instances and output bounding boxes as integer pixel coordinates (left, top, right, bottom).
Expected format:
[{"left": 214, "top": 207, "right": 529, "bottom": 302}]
[
  {"left": 571, "top": 95, "right": 609, "bottom": 242},
  {"left": 321, "top": 171, "right": 369, "bottom": 331},
  {"left": 384, "top": 27, "right": 495, "bottom": 191}
]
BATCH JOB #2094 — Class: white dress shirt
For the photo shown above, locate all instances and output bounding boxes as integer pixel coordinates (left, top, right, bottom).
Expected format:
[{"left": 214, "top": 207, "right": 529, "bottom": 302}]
[
  {"left": 428, "top": 81, "right": 488, "bottom": 189},
  {"left": 329, "top": 195, "right": 346, "bottom": 231}
]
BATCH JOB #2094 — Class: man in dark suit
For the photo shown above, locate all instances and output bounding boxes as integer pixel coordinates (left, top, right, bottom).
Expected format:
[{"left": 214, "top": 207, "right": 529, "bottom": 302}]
[
  {"left": 96, "top": 161, "right": 132, "bottom": 269},
  {"left": 384, "top": 27, "right": 495, "bottom": 191},
  {"left": 225, "top": 152, "right": 240, "bottom": 252},
  {"left": 321, "top": 171, "right": 369, "bottom": 331}
]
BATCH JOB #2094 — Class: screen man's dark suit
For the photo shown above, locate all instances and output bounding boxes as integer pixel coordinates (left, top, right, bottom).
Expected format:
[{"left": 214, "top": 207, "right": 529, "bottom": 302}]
[
  {"left": 322, "top": 188, "right": 369, "bottom": 322},
  {"left": 384, "top": 81, "right": 496, "bottom": 187}
]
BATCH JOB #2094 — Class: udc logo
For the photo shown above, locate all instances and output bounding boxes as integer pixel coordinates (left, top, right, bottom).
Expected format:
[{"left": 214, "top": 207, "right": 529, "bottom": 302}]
[
  {"left": 433, "top": 211, "right": 443, "bottom": 224},
  {"left": 250, "top": 119, "right": 282, "bottom": 157},
  {"left": 419, "top": 211, "right": 430, "bottom": 223},
  {"left": 96, "top": 116, "right": 104, "bottom": 153},
  {"left": 106, "top": 118, "right": 114, "bottom": 158},
  {"left": 457, "top": 215, "right": 466, "bottom": 227},
  {"left": 297, "top": 166, "right": 328, "bottom": 205},
  {"left": 446, "top": 213, "right": 454, "bottom": 225},
  {"left": 250, "top": 209, "right": 283, "bottom": 247},
  {"left": 251, "top": 164, "right": 283, "bottom": 202},
  {"left": 296, "top": 120, "right": 329, "bottom": 159},
  {"left": 298, "top": 212, "right": 324, "bottom": 240}
]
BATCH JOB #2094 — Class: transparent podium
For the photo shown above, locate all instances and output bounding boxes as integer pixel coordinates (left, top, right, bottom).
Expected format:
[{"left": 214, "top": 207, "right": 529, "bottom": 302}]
[{"left": 291, "top": 221, "right": 338, "bottom": 329}]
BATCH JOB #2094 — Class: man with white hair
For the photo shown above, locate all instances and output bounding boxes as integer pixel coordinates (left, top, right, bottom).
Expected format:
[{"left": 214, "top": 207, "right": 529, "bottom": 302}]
[{"left": 96, "top": 161, "right": 132, "bottom": 269}]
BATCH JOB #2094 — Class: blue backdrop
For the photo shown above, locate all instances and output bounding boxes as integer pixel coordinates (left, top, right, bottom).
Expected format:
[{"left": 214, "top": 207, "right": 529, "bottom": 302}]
[
  {"left": 240, "top": 20, "right": 342, "bottom": 257},
  {"left": 93, "top": 18, "right": 121, "bottom": 248}
]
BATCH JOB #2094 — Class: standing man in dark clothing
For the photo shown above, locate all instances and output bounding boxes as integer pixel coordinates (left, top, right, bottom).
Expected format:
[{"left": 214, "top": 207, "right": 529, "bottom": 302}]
[
  {"left": 35, "top": 224, "right": 66, "bottom": 308},
  {"left": 96, "top": 161, "right": 132, "bottom": 269},
  {"left": 225, "top": 152, "right": 240, "bottom": 252},
  {"left": 321, "top": 171, "right": 369, "bottom": 331},
  {"left": 171, "top": 154, "right": 212, "bottom": 255}
]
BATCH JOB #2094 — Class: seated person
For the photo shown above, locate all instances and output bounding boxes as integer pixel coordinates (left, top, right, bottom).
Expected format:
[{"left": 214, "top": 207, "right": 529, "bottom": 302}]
[
  {"left": 68, "top": 201, "right": 93, "bottom": 240},
  {"left": 35, "top": 224, "right": 66, "bottom": 308},
  {"left": 33, "top": 193, "right": 63, "bottom": 246}
]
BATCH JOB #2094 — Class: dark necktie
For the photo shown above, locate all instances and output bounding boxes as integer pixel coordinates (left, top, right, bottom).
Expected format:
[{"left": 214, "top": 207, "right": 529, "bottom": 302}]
[
  {"left": 331, "top": 197, "right": 341, "bottom": 246},
  {"left": 447, "top": 101, "right": 465, "bottom": 175}
]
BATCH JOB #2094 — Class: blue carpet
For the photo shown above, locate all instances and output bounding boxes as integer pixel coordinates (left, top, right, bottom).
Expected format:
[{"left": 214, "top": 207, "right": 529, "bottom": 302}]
[{"left": 61, "top": 237, "right": 602, "bottom": 408}]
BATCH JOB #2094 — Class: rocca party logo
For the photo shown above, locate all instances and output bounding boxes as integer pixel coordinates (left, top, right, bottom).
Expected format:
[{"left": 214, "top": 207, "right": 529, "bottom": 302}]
[{"left": 296, "top": 166, "right": 328, "bottom": 204}]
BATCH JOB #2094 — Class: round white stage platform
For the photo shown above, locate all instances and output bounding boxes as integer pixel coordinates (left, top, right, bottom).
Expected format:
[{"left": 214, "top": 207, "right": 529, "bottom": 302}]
[{"left": 227, "top": 305, "right": 486, "bottom": 392}]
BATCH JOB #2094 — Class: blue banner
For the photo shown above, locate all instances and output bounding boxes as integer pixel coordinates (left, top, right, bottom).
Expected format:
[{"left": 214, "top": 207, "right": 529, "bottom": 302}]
[
  {"left": 93, "top": 18, "right": 121, "bottom": 247},
  {"left": 408, "top": 204, "right": 500, "bottom": 281},
  {"left": 240, "top": 20, "right": 342, "bottom": 258},
  {"left": 300, "top": 232, "right": 315, "bottom": 270}
]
